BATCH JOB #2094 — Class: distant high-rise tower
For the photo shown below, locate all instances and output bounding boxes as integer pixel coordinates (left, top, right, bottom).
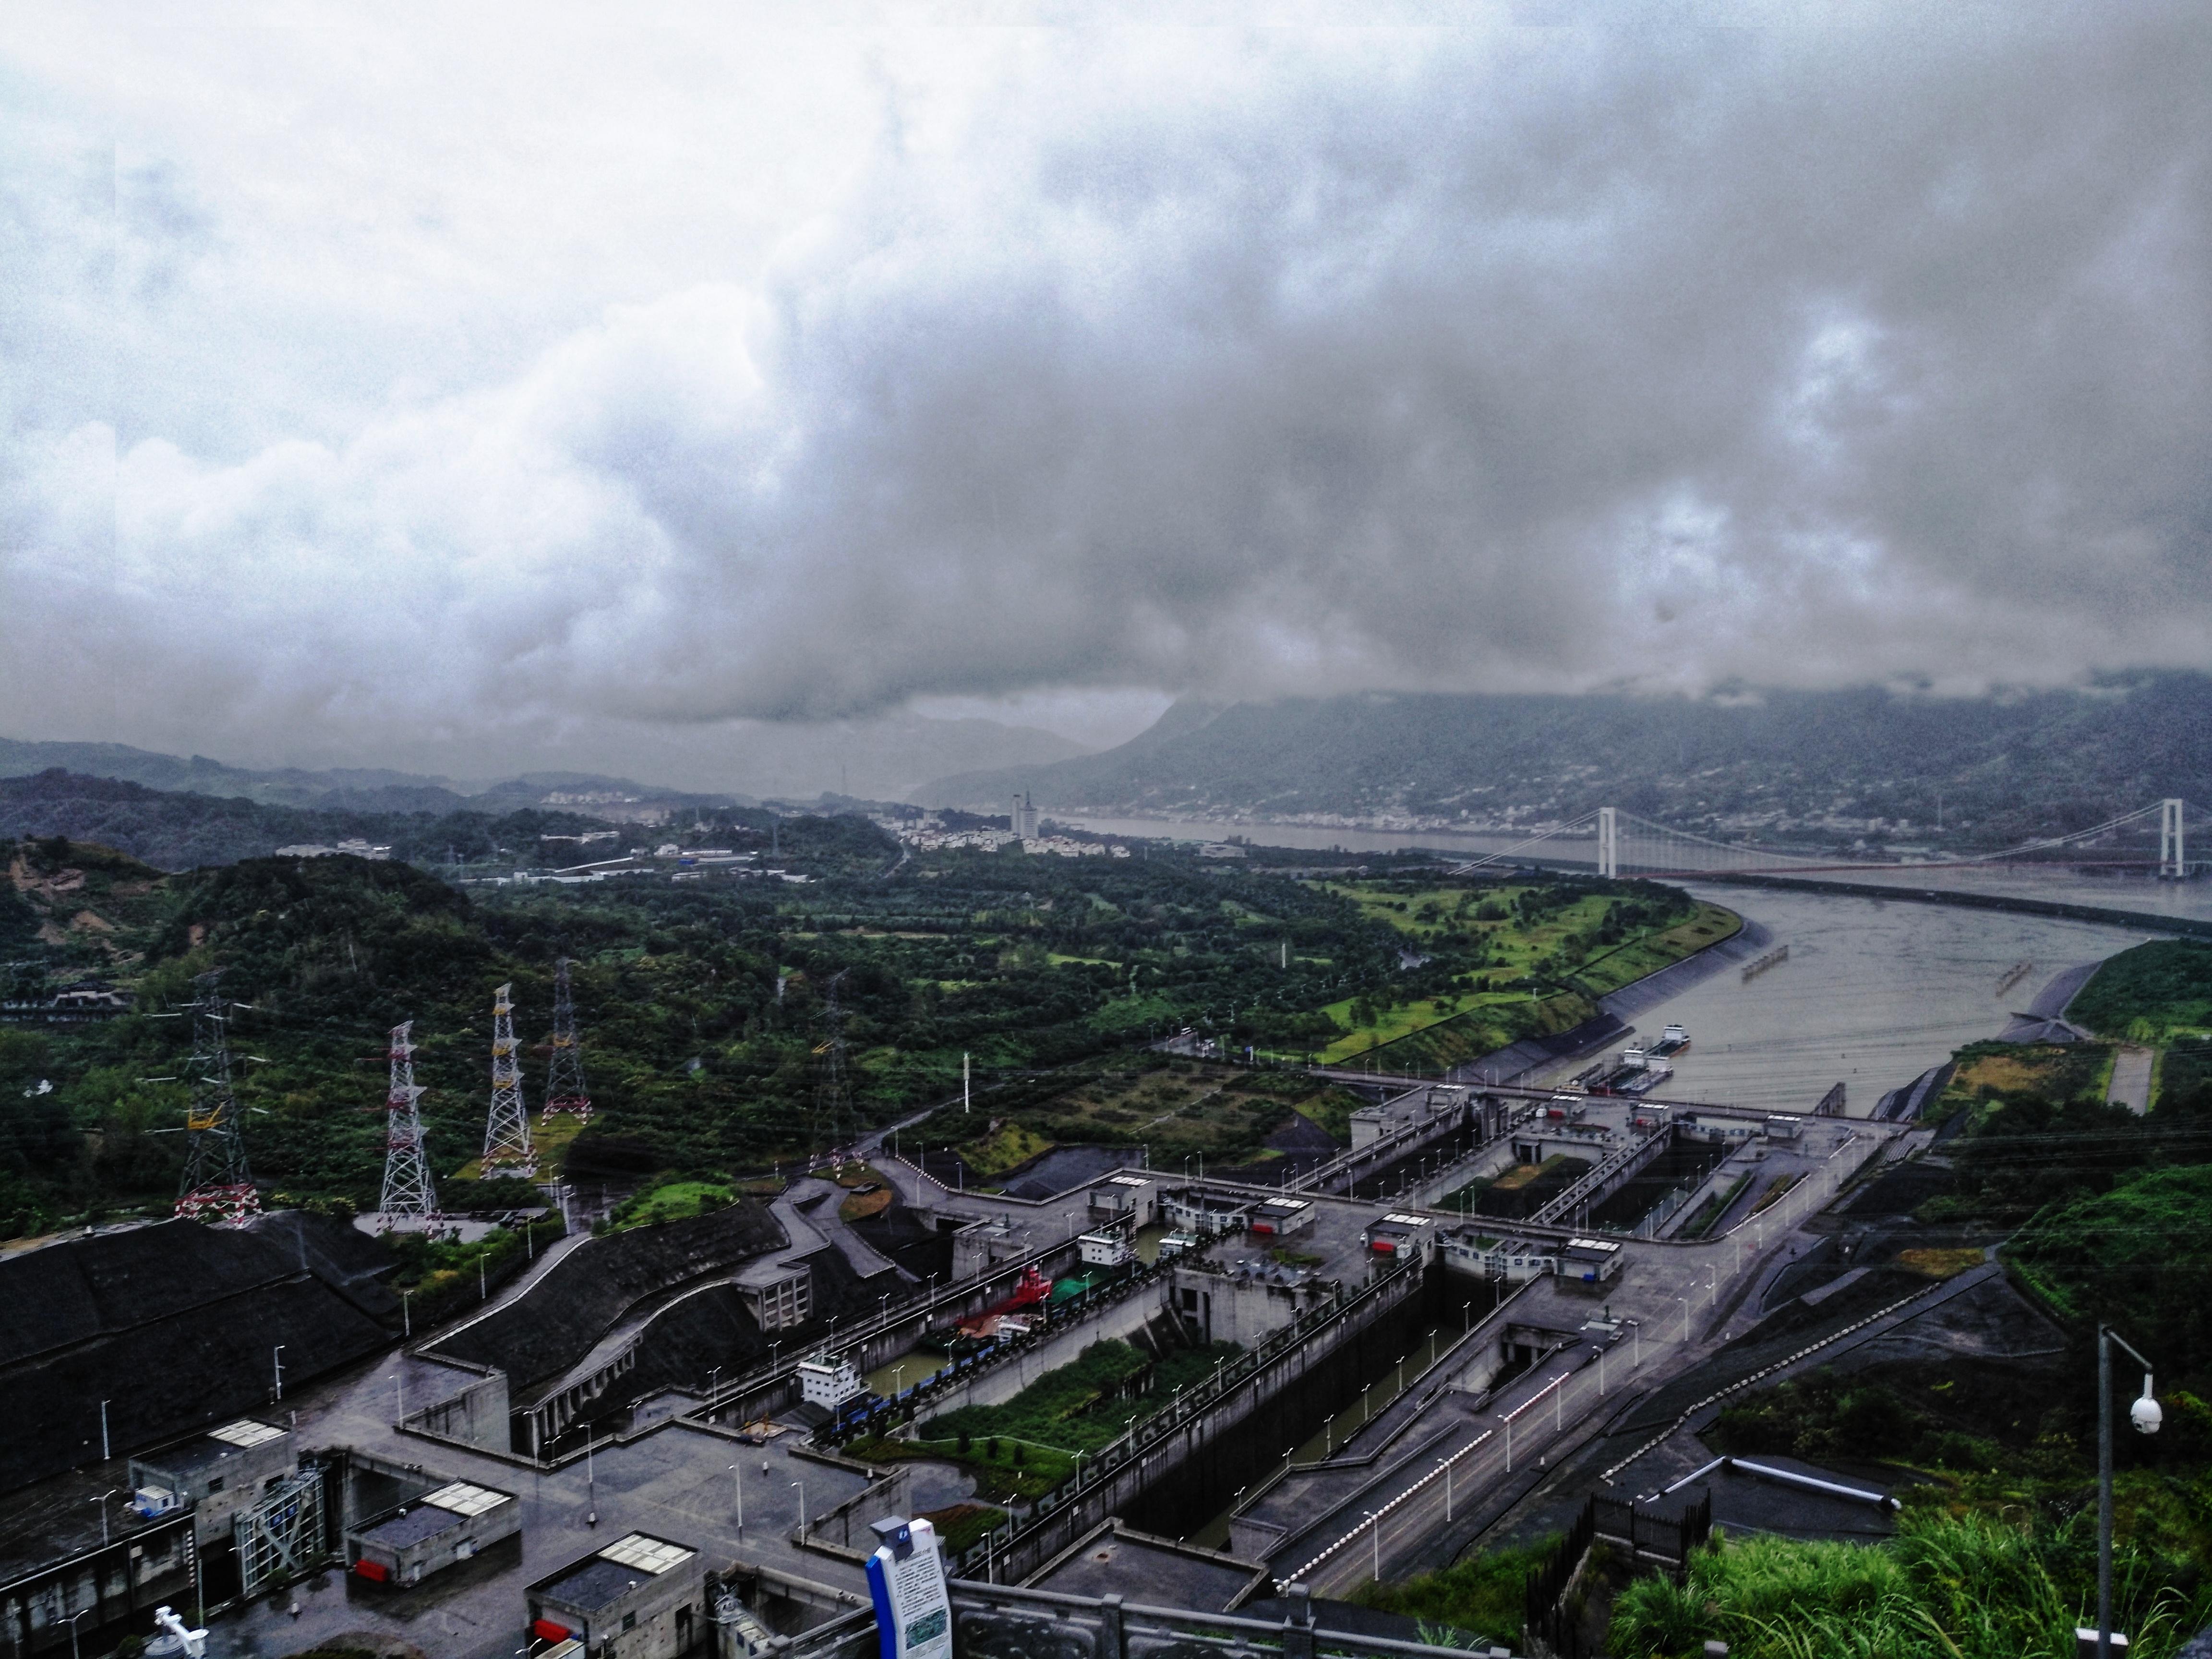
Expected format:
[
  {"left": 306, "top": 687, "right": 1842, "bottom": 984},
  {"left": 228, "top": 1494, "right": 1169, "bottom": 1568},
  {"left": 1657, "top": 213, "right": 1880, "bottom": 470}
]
[
  {"left": 542, "top": 958, "right": 592, "bottom": 1122},
  {"left": 175, "top": 969, "right": 260, "bottom": 1225},
  {"left": 380, "top": 1021, "right": 438, "bottom": 1215},
  {"left": 1011, "top": 792, "right": 1039, "bottom": 841},
  {"left": 482, "top": 983, "right": 535, "bottom": 1175}
]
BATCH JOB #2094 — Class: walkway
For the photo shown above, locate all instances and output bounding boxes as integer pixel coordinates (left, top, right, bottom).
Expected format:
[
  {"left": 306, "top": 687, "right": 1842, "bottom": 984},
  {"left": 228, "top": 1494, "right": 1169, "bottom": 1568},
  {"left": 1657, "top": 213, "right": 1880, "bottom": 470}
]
[{"left": 2107, "top": 1045, "right": 2155, "bottom": 1114}]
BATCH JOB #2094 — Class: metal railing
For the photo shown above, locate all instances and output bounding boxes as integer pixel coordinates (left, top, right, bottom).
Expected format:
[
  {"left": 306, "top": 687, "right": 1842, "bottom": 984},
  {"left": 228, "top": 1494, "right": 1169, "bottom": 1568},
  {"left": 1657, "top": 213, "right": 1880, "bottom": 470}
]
[{"left": 766, "top": 1581, "right": 1515, "bottom": 1659}]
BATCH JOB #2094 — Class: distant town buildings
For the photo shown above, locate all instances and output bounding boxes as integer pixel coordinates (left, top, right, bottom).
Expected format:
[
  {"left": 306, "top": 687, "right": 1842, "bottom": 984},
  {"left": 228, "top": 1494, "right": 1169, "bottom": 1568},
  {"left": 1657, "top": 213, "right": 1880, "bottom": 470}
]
[
  {"left": 887, "top": 813, "right": 1132, "bottom": 859},
  {"left": 273, "top": 838, "right": 391, "bottom": 859}
]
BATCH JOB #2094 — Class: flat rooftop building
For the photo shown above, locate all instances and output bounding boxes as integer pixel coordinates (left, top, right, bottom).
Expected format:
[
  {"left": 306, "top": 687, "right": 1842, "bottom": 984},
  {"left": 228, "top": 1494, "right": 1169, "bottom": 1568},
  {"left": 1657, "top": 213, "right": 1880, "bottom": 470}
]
[
  {"left": 129, "top": 1418, "right": 293, "bottom": 1546},
  {"left": 347, "top": 1478, "right": 520, "bottom": 1587},
  {"left": 529, "top": 1532, "right": 701, "bottom": 1659}
]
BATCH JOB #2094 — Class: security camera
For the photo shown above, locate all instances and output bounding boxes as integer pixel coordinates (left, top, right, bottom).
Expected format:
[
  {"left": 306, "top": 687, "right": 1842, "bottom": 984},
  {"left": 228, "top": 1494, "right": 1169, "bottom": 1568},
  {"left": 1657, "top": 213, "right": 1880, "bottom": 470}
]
[{"left": 2131, "top": 1391, "right": 2163, "bottom": 1436}]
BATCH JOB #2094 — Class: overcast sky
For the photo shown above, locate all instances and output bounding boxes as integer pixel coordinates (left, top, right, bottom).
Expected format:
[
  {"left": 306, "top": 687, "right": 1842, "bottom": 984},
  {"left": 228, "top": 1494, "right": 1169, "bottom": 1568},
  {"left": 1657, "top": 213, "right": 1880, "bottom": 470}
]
[{"left": 3, "top": 2, "right": 2208, "bottom": 791}]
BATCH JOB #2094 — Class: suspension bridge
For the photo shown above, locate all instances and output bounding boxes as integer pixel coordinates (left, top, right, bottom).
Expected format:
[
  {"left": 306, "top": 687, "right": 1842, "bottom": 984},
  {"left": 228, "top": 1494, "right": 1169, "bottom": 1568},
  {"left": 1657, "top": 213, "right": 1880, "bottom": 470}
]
[{"left": 1446, "top": 797, "right": 2200, "bottom": 881}]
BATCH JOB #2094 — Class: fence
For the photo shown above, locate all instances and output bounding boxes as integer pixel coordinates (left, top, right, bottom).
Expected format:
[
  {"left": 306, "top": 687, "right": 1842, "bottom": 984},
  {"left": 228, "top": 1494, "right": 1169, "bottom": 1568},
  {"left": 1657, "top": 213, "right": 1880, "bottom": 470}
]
[{"left": 1522, "top": 1490, "right": 1709, "bottom": 1659}]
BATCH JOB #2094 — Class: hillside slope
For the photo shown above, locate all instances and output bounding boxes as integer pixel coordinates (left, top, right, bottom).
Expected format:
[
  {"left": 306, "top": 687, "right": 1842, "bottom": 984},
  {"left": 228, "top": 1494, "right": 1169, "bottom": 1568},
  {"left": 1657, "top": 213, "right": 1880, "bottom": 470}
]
[{"left": 921, "top": 674, "right": 2212, "bottom": 846}]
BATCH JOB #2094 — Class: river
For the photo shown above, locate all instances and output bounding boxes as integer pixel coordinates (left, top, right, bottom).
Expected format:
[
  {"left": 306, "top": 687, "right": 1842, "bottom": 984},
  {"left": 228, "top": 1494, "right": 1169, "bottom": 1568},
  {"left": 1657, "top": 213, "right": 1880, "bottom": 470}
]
[{"left": 1058, "top": 812, "right": 2194, "bottom": 1116}]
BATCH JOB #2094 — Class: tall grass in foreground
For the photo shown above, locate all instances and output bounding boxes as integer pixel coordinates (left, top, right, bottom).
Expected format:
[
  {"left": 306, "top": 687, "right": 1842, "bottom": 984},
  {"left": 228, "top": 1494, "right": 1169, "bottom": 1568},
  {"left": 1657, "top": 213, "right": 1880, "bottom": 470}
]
[{"left": 1610, "top": 1512, "right": 2211, "bottom": 1659}]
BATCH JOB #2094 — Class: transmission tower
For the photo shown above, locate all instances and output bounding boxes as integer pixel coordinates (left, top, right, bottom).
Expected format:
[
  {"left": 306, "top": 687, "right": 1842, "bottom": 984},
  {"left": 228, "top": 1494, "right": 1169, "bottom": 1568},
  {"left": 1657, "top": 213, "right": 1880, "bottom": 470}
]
[
  {"left": 379, "top": 1021, "right": 439, "bottom": 1216},
  {"left": 812, "top": 969, "right": 853, "bottom": 1162},
  {"left": 541, "top": 958, "right": 592, "bottom": 1123},
  {"left": 175, "top": 969, "right": 260, "bottom": 1225},
  {"left": 481, "top": 983, "right": 535, "bottom": 1175}
]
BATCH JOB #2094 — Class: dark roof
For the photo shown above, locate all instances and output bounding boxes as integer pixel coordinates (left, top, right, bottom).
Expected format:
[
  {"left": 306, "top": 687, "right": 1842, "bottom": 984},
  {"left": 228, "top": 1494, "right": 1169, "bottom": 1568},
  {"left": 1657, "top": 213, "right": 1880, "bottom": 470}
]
[
  {"left": 357, "top": 1504, "right": 465, "bottom": 1549},
  {"left": 538, "top": 1555, "right": 652, "bottom": 1612}
]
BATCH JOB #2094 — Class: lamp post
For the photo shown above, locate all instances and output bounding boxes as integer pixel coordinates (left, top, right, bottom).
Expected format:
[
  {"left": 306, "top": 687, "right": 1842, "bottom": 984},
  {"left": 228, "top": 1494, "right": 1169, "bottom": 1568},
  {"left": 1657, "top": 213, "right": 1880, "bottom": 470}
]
[
  {"left": 1677, "top": 1295, "right": 1691, "bottom": 1343},
  {"left": 2097, "top": 1326, "right": 2161, "bottom": 1659},
  {"left": 791, "top": 1480, "right": 805, "bottom": 1541},
  {"left": 729, "top": 1463, "right": 744, "bottom": 1532}
]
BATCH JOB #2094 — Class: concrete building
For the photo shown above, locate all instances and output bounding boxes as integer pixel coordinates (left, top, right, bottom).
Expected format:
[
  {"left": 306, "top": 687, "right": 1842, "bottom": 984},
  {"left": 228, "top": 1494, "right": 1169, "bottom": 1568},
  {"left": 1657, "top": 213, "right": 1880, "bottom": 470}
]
[
  {"left": 1360, "top": 1213, "right": 1436, "bottom": 1268},
  {"left": 734, "top": 1258, "right": 812, "bottom": 1331},
  {"left": 1086, "top": 1174, "right": 1157, "bottom": 1228},
  {"left": 346, "top": 1478, "right": 519, "bottom": 1587},
  {"left": 129, "top": 1419, "right": 293, "bottom": 1547},
  {"left": 528, "top": 1532, "right": 702, "bottom": 1659},
  {"left": 1164, "top": 1191, "right": 1251, "bottom": 1237},
  {"left": 1011, "top": 793, "right": 1040, "bottom": 840},
  {"left": 1559, "top": 1237, "right": 1625, "bottom": 1291},
  {"left": 1245, "top": 1198, "right": 1315, "bottom": 1241},
  {"left": 1441, "top": 1230, "right": 1557, "bottom": 1284}
]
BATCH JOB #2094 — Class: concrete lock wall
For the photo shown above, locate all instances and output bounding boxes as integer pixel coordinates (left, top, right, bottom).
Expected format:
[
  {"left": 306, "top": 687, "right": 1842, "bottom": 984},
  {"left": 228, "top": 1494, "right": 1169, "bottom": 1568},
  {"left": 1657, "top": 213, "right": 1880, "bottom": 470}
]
[
  {"left": 981, "top": 1263, "right": 1428, "bottom": 1585},
  {"left": 921, "top": 1291, "right": 1169, "bottom": 1417},
  {"left": 406, "top": 1365, "right": 511, "bottom": 1450}
]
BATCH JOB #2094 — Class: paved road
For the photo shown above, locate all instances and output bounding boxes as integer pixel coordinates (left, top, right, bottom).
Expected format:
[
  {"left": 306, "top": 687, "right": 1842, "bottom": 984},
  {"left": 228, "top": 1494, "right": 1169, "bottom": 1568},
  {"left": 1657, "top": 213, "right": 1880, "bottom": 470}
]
[{"left": 2107, "top": 1045, "right": 2155, "bottom": 1114}]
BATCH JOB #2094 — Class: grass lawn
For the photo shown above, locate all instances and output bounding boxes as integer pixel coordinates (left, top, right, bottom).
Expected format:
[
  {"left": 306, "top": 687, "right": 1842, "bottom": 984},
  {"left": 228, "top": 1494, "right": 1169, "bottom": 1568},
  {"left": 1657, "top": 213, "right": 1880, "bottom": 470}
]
[
  {"left": 914, "top": 1059, "right": 1362, "bottom": 1169},
  {"left": 1936, "top": 1041, "right": 2116, "bottom": 1126},
  {"left": 604, "top": 1178, "right": 734, "bottom": 1231}
]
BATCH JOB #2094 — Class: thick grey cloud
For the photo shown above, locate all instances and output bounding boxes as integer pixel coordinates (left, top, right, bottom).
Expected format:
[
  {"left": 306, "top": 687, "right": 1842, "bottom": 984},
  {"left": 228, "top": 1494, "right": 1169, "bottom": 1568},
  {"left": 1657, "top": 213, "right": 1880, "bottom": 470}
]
[{"left": 2, "top": 3, "right": 2209, "bottom": 781}]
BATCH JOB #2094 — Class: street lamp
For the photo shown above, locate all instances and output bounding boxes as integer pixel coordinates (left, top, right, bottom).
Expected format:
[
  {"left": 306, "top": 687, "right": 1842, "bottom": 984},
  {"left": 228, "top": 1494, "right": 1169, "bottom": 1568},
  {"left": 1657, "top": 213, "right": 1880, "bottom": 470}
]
[
  {"left": 791, "top": 1480, "right": 806, "bottom": 1540},
  {"left": 2097, "top": 1326, "right": 2161, "bottom": 1659},
  {"left": 728, "top": 1463, "right": 744, "bottom": 1531}
]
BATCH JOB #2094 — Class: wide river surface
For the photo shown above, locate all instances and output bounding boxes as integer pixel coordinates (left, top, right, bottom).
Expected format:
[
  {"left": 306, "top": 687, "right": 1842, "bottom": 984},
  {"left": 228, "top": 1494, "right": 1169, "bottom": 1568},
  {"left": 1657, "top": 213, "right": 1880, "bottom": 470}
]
[{"left": 1059, "top": 812, "right": 2204, "bottom": 1116}]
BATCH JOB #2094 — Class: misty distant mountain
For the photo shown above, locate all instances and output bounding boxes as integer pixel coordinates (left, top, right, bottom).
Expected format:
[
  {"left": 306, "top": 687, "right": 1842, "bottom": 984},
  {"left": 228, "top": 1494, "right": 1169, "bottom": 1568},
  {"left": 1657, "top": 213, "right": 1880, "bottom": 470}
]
[
  {"left": 0, "top": 711, "right": 1091, "bottom": 811},
  {"left": 0, "top": 770, "right": 654, "bottom": 871},
  {"left": 0, "top": 739, "right": 480, "bottom": 811},
  {"left": 921, "top": 673, "right": 2212, "bottom": 848}
]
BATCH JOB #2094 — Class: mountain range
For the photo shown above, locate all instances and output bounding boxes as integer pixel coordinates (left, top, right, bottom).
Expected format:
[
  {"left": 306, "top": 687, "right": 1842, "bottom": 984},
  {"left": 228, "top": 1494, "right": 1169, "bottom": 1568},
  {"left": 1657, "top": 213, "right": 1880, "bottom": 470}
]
[{"left": 920, "top": 673, "right": 2212, "bottom": 849}]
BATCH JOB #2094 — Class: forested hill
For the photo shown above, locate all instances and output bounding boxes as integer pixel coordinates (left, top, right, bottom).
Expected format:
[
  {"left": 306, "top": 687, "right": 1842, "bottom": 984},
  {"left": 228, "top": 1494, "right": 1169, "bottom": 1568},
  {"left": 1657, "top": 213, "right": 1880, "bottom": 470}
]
[
  {"left": 922, "top": 673, "right": 2212, "bottom": 847},
  {"left": 0, "top": 769, "right": 650, "bottom": 871}
]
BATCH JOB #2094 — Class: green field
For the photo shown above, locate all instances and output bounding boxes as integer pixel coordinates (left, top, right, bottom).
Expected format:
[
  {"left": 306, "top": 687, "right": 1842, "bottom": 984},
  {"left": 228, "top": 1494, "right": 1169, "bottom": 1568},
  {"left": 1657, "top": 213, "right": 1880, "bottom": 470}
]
[{"left": 1309, "top": 891, "right": 1740, "bottom": 1067}]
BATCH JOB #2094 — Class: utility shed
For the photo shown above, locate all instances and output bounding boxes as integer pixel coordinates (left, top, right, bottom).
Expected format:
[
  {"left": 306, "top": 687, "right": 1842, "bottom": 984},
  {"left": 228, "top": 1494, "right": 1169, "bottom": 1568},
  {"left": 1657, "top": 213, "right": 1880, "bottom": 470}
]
[
  {"left": 1246, "top": 1198, "right": 1315, "bottom": 1239},
  {"left": 129, "top": 1418, "right": 293, "bottom": 1546},
  {"left": 1560, "top": 1237, "right": 1624, "bottom": 1290},
  {"left": 529, "top": 1532, "right": 701, "bottom": 1659},
  {"left": 347, "top": 1479, "right": 519, "bottom": 1587}
]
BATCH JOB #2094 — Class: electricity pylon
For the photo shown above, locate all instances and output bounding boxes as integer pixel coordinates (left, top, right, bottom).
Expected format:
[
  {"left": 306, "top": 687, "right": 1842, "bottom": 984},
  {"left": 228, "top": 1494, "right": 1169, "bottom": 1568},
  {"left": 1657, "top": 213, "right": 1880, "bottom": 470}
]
[
  {"left": 541, "top": 958, "right": 592, "bottom": 1122},
  {"left": 175, "top": 969, "right": 260, "bottom": 1224},
  {"left": 379, "top": 1021, "right": 438, "bottom": 1216},
  {"left": 481, "top": 983, "right": 535, "bottom": 1175}
]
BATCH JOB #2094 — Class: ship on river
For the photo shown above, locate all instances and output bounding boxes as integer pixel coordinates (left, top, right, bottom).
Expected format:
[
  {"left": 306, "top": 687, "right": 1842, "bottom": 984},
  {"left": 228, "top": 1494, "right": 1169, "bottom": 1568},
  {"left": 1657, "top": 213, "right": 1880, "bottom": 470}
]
[{"left": 1577, "top": 1044, "right": 1676, "bottom": 1096}]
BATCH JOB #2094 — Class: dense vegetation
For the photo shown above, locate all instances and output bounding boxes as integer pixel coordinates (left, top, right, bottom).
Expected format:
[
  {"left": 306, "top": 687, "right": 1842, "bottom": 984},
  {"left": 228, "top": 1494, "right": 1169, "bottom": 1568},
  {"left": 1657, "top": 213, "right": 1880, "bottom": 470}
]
[
  {"left": 1610, "top": 1512, "right": 2210, "bottom": 1659},
  {"left": 2071, "top": 939, "right": 2212, "bottom": 1043},
  {"left": 0, "top": 823, "right": 1725, "bottom": 1234},
  {"left": 928, "top": 672, "right": 2212, "bottom": 849}
]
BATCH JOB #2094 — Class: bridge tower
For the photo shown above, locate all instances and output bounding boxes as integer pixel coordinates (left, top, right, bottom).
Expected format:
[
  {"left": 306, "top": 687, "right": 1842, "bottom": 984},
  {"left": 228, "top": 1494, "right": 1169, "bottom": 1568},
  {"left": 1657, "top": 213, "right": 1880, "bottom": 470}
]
[
  {"left": 1597, "top": 807, "right": 1619, "bottom": 878},
  {"left": 174, "top": 969, "right": 260, "bottom": 1225},
  {"left": 482, "top": 982, "right": 535, "bottom": 1175},
  {"left": 2162, "top": 799, "right": 2187, "bottom": 878},
  {"left": 379, "top": 1021, "right": 438, "bottom": 1216}
]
